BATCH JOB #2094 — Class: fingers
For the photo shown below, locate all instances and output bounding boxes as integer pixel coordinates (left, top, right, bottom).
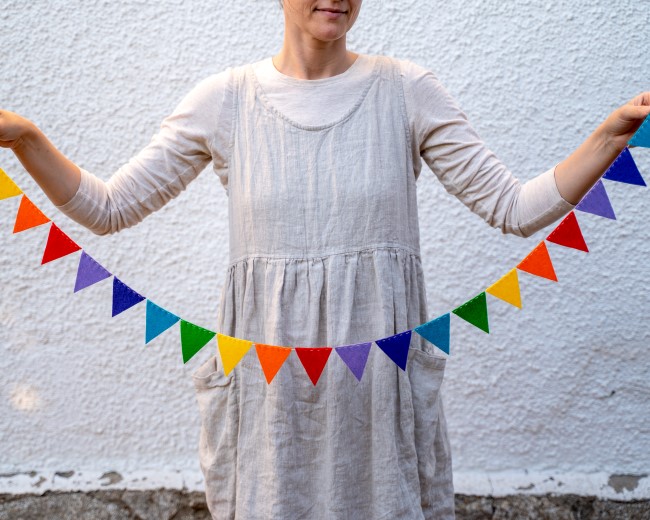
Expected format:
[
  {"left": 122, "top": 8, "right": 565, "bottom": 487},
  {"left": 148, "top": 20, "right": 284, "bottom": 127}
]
[
  {"left": 628, "top": 92, "right": 650, "bottom": 106},
  {"left": 620, "top": 102, "right": 650, "bottom": 122}
]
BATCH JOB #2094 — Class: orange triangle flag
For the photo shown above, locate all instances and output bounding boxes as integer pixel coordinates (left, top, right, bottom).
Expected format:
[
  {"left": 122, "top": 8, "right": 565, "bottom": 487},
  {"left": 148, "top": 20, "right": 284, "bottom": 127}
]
[
  {"left": 546, "top": 211, "right": 588, "bottom": 252},
  {"left": 13, "top": 196, "right": 51, "bottom": 233},
  {"left": 255, "top": 344, "right": 292, "bottom": 384},
  {"left": 517, "top": 241, "right": 558, "bottom": 282},
  {"left": 41, "top": 223, "right": 81, "bottom": 264},
  {"left": 486, "top": 269, "right": 522, "bottom": 308}
]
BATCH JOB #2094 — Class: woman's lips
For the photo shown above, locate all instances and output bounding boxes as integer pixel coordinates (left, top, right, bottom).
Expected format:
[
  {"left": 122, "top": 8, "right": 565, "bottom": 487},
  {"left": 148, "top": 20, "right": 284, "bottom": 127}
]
[{"left": 315, "top": 8, "right": 346, "bottom": 19}]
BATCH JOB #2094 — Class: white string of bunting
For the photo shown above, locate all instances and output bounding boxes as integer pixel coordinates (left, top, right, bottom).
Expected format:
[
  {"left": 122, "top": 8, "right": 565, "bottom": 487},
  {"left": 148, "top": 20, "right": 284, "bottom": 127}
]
[{"left": 1, "top": 116, "right": 649, "bottom": 385}]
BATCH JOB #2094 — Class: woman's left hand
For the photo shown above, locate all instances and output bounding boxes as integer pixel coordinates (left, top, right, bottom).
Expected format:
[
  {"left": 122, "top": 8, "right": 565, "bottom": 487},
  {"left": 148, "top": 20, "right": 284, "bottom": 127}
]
[
  {"left": 555, "top": 92, "right": 650, "bottom": 204},
  {"left": 598, "top": 92, "right": 650, "bottom": 151}
]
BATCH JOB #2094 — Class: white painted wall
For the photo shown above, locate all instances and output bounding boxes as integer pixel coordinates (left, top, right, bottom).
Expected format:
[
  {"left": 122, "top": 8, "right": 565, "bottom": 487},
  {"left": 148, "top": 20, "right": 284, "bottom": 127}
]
[{"left": 1, "top": 0, "right": 648, "bottom": 499}]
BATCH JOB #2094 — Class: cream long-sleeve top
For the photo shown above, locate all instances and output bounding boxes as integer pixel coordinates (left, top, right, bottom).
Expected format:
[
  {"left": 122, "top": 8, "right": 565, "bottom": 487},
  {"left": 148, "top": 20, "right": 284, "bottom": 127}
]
[{"left": 57, "top": 54, "right": 574, "bottom": 237}]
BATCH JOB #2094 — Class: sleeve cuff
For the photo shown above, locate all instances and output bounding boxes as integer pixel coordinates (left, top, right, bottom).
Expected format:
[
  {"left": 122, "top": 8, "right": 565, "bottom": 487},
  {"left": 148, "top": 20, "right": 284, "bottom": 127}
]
[{"left": 519, "top": 165, "right": 576, "bottom": 237}]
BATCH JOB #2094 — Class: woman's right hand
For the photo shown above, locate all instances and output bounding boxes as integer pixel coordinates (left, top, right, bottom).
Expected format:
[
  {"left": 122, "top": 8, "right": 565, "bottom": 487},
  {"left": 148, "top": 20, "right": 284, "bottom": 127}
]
[
  {"left": 0, "top": 110, "right": 81, "bottom": 206},
  {"left": 0, "top": 110, "right": 35, "bottom": 150}
]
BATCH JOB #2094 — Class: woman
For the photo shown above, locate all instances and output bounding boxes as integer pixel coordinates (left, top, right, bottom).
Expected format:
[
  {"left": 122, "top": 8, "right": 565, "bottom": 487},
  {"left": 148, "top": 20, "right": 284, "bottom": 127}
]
[{"left": 1, "top": 1, "right": 648, "bottom": 518}]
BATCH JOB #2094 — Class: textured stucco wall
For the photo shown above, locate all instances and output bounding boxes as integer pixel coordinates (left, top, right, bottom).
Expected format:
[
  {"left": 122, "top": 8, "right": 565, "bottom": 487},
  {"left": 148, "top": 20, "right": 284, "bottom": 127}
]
[{"left": 1, "top": 0, "right": 648, "bottom": 499}]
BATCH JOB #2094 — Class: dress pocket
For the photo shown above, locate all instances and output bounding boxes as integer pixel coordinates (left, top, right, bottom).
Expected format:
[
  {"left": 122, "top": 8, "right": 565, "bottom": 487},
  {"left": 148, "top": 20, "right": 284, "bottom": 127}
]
[
  {"left": 192, "top": 354, "right": 239, "bottom": 513},
  {"left": 192, "top": 354, "right": 234, "bottom": 390}
]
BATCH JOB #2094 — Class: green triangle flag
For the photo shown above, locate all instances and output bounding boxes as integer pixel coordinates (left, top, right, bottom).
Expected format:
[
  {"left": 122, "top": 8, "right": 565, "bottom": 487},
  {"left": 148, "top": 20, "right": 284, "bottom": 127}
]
[
  {"left": 180, "top": 320, "right": 216, "bottom": 364},
  {"left": 452, "top": 292, "right": 489, "bottom": 333}
]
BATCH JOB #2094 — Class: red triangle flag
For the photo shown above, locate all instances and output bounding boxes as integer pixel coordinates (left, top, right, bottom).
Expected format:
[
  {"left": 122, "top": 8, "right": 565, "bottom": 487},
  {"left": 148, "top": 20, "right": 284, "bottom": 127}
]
[
  {"left": 517, "top": 241, "right": 558, "bottom": 282},
  {"left": 295, "top": 347, "right": 332, "bottom": 386},
  {"left": 41, "top": 223, "right": 81, "bottom": 264},
  {"left": 13, "top": 196, "right": 50, "bottom": 233},
  {"left": 546, "top": 211, "right": 588, "bottom": 252}
]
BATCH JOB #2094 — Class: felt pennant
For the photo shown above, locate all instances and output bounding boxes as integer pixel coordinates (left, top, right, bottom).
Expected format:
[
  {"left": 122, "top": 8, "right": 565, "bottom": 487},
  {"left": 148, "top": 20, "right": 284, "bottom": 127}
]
[
  {"left": 295, "top": 347, "right": 332, "bottom": 385},
  {"left": 603, "top": 147, "right": 646, "bottom": 186},
  {"left": 217, "top": 334, "right": 253, "bottom": 375},
  {"left": 0, "top": 168, "right": 22, "bottom": 200},
  {"left": 145, "top": 300, "right": 180, "bottom": 344},
  {"left": 13, "top": 195, "right": 50, "bottom": 233},
  {"left": 486, "top": 269, "right": 522, "bottom": 309},
  {"left": 414, "top": 314, "right": 451, "bottom": 354},
  {"left": 575, "top": 180, "right": 616, "bottom": 220},
  {"left": 335, "top": 342, "right": 372, "bottom": 381},
  {"left": 74, "top": 251, "right": 112, "bottom": 292},
  {"left": 629, "top": 115, "right": 650, "bottom": 148},
  {"left": 180, "top": 320, "right": 216, "bottom": 364},
  {"left": 112, "top": 277, "right": 145, "bottom": 317},
  {"left": 255, "top": 344, "right": 292, "bottom": 384},
  {"left": 375, "top": 331, "right": 411, "bottom": 371},
  {"left": 452, "top": 293, "right": 490, "bottom": 333},
  {"left": 546, "top": 211, "right": 588, "bottom": 252},
  {"left": 517, "top": 241, "right": 558, "bottom": 282},
  {"left": 41, "top": 223, "right": 81, "bottom": 264}
]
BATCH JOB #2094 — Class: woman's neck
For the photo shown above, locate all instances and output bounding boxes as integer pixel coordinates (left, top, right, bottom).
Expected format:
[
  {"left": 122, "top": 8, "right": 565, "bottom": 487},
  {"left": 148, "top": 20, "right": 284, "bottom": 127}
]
[{"left": 273, "top": 36, "right": 358, "bottom": 80}]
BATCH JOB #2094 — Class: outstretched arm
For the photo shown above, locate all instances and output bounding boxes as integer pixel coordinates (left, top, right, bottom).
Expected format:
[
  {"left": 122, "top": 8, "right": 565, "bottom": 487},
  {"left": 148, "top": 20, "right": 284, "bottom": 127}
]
[
  {"left": 555, "top": 92, "right": 650, "bottom": 204},
  {"left": 402, "top": 59, "right": 648, "bottom": 237},
  {"left": 0, "top": 69, "right": 233, "bottom": 235}
]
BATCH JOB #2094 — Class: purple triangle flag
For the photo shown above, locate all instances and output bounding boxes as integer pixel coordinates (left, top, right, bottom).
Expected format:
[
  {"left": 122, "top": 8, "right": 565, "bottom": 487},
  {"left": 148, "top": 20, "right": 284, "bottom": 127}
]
[
  {"left": 112, "top": 277, "right": 145, "bottom": 317},
  {"left": 414, "top": 313, "right": 450, "bottom": 355},
  {"left": 375, "top": 331, "right": 412, "bottom": 371},
  {"left": 603, "top": 147, "right": 646, "bottom": 187},
  {"left": 575, "top": 180, "right": 616, "bottom": 220},
  {"left": 336, "top": 342, "right": 371, "bottom": 382},
  {"left": 74, "top": 251, "right": 112, "bottom": 292}
]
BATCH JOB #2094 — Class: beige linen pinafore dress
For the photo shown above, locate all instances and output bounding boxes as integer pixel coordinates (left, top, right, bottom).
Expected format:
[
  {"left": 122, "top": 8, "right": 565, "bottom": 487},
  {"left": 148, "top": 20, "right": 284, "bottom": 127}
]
[{"left": 191, "top": 56, "right": 454, "bottom": 519}]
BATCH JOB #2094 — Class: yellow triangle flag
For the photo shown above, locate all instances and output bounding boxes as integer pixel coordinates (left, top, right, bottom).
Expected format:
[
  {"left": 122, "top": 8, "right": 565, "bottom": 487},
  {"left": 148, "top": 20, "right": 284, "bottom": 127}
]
[
  {"left": 486, "top": 268, "right": 522, "bottom": 309},
  {"left": 0, "top": 168, "right": 22, "bottom": 200},
  {"left": 217, "top": 333, "right": 253, "bottom": 375}
]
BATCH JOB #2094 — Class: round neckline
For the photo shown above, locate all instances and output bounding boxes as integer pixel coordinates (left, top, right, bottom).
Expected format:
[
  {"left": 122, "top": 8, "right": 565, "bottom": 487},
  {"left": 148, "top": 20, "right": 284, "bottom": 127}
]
[
  {"left": 268, "top": 53, "right": 364, "bottom": 85},
  {"left": 250, "top": 54, "right": 381, "bottom": 131}
]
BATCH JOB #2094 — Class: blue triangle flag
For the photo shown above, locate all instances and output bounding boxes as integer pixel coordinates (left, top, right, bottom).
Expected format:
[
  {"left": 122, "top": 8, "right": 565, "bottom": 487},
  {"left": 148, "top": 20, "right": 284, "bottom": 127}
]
[
  {"left": 603, "top": 147, "right": 646, "bottom": 187},
  {"left": 575, "top": 180, "right": 616, "bottom": 220},
  {"left": 336, "top": 342, "right": 371, "bottom": 381},
  {"left": 112, "top": 277, "right": 145, "bottom": 317},
  {"left": 145, "top": 300, "right": 180, "bottom": 344},
  {"left": 375, "top": 331, "right": 411, "bottom": 371},
  {"left": 414, "top": 314, "right": 451, "bottom": 355},
  {"left": 629, "top": 116, "right": 650, "bottom": 148}
]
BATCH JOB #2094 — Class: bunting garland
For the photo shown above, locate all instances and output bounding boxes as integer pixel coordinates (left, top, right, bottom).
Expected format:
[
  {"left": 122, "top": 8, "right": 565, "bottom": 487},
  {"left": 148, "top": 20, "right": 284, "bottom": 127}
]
[{"left": 0, "top": 117, "right": 648, "bottom": 385}]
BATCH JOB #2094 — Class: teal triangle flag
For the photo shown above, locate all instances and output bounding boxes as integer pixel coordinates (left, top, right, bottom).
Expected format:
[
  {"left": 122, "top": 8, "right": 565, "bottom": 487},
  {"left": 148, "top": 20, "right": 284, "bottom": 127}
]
[
  {"left": 375, "top": 331, "right": 411, "bottom": 371},
  {"left": 629, "top": 115, "right": 650, "bottom": 148},
  {"left": 414, "top": 314, "right": 450, "bottom": 355},
  {"left": 603, "top": 147, "right": 646, "bottom": 187},
  {"left": 145, "top": 300, "right": 180, "bottom": 344},
  {"left": 452, "top": 292, "right": 490, "bottom": 334}
]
